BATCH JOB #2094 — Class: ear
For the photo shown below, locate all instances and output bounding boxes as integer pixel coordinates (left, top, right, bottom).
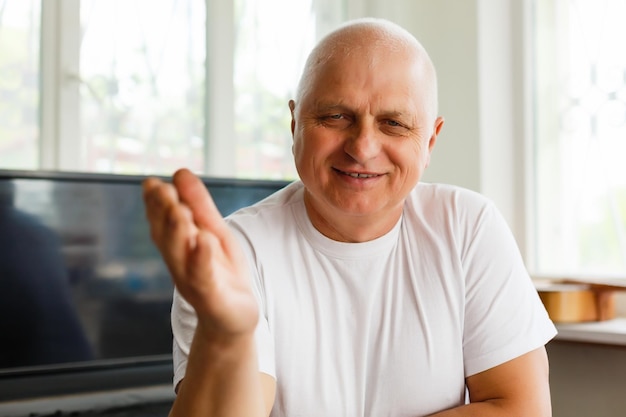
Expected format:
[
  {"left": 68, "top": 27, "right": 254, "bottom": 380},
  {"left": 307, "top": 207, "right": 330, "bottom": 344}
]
[
  {"left": 425, "top": 116, "right": 444, "bottom": 167},
  {"left": 289, "top": 100, "right": 296, "bottom": 137}
]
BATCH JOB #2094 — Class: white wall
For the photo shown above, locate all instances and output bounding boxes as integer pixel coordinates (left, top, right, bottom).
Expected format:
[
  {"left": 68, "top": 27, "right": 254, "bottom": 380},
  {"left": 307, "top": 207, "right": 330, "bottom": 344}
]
[{"left": 352, "top": 2, "right": 626, "bottom": 417}]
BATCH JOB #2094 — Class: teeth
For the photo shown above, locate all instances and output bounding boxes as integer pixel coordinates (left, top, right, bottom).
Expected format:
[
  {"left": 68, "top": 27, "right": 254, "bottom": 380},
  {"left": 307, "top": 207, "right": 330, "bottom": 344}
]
[{"left": 347, "top": 172, "right": 376, "bottom": 178}]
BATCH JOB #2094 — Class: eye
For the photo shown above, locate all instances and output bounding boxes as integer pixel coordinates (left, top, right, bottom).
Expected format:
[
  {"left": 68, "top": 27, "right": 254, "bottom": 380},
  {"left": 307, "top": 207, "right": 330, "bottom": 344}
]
[
  {"left": 319, "top": 113, "right": 351, "bottom": 128},
  {"left": 380, "top": 119, "right": 411, "bottom": 136}
]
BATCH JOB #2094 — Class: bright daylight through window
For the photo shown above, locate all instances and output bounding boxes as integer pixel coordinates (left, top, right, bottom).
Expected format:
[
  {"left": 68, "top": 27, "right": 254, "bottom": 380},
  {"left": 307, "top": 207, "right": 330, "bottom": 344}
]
[
  {"left": 0, "top": 0, "right": 40, "bottom": 169},
  {"left": 0, "top": 0, "right": 343, "bottom": 179},
  {"left": 533, "top": 0, "right": 626, "bottom": 279}
]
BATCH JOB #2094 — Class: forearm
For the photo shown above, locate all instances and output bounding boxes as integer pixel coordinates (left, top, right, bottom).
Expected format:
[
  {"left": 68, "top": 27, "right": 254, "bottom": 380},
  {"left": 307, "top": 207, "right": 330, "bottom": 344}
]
[
  {"left": 426, "top": 348, "right": 552, "bottom": 417},
  {"left": 169, "top": 326, "right": 266, "bottom": 417},
  {"left": 427, "top": 399, "right": 546, "bottom": 417}
]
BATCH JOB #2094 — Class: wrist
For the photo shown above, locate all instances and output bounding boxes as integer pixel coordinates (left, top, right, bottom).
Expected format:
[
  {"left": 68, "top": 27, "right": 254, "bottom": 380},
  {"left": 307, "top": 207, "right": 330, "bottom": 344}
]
[{"left": 195, "top": 319, "right": 256, "bottom": 357}]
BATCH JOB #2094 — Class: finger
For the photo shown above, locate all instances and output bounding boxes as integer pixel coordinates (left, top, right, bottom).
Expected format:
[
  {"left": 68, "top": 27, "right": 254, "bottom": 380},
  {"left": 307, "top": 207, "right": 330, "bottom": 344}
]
[
  {"left": 143, "top": 177, "right": 178, "bottom": 218},
  {"left": 159, "top": 202, "right": 200, "bottom": 282},
  {"left": 172, "top": 169, "right": 245, "bottom": 265},
  {"left": 167, "top": 203, "right": 199, "bottom": 250},
  {"left": 185, "top": 229, "right": 222, "bottom": 290},
  {"left": 142, "top": 176, "right": 165, "bottom": 198},
  {"left": 172, "top": 168, "right": 230, "bottom": 238},
  {"left": 186, "top": 229, "right": 256, "bottom": 332},
  {"left": 143, "top": 178, "right": 199, "bottom": 274},
  {"left": 143, "top": 177, "right": 177, "bottom": 209},
  {"left": 142, "top": 179, "right": 180, "bottom": 244}
]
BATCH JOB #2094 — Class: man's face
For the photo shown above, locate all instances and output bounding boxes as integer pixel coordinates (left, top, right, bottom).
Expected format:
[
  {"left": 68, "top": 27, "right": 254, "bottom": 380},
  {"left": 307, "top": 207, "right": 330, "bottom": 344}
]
[{"left": 291, "top": 46, "right": 443, "bottom": 230}]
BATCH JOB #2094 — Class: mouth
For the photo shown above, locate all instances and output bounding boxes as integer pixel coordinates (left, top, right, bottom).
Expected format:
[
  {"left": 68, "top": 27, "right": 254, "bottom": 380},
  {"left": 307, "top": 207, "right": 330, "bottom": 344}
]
[{"left": 335, "top": 168, "right": 381, "bottom": 179}]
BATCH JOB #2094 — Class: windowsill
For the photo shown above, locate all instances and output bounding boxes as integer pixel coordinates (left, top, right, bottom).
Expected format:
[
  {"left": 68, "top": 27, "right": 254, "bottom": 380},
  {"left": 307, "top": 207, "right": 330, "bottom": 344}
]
[{"left": 554, "top": 317, "right": 626, "bottom": 346}]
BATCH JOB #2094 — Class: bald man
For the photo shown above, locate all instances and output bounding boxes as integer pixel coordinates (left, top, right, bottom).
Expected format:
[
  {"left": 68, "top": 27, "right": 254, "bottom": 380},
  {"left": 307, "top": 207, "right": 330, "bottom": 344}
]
[{"left": 143, "top": 18, "right": 556, "bottom": 417}]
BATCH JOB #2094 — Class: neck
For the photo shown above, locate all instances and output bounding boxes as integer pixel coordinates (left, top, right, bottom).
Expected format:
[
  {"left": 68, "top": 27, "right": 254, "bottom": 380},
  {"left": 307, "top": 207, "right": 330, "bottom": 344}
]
[{"left": 303, "top": 191, "right": 402, "bottom": 243}]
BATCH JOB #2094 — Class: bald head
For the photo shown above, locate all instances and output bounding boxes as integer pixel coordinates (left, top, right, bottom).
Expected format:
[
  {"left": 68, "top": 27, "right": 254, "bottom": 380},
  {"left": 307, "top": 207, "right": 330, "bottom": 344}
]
[{"left": 294, "top": 18, "right": 439, "bottom": 121}]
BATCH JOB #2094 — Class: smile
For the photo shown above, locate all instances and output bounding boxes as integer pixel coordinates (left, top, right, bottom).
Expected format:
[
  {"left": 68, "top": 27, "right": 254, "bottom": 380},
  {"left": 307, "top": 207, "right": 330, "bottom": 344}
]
[{"left": 336, "top": 169, "right": 380, "bottom": 179}]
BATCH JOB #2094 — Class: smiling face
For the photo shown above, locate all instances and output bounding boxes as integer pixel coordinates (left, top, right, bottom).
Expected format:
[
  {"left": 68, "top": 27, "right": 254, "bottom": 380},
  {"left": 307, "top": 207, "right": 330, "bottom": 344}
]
[{"left": 290, "top": 21, "right": 444, "bottom": 242}]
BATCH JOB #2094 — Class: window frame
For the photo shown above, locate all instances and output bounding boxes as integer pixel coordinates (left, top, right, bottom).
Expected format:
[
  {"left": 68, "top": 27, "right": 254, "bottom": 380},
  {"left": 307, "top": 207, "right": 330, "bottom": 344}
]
[{"left": 40, "top": 0, "right": 81, "bottom": 170}]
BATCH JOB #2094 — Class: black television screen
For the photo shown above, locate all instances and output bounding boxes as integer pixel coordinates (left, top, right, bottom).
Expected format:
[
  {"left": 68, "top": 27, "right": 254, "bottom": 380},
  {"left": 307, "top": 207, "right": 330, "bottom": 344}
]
[{"left": 0, "top": 169, "right": 290, "bottom": 402}]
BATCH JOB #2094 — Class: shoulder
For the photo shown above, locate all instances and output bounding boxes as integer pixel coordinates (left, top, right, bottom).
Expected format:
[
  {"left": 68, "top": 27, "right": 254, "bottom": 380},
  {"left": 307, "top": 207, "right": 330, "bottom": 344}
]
[
  {"left": 410, "top": 182, "right": 490, "bottom": 203},
  {"left": 225, "top": 180, "right": 304, "bottom": 233},
  {"left": 228, "top": 180, "right": 303, "bottom": 216},
  {"left": 406, "top": 182, "right": 495, "bottom": 222}
]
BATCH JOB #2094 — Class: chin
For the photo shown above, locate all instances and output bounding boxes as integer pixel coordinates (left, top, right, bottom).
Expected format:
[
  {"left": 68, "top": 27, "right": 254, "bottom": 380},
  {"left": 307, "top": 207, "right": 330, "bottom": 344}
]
[{"left": 332, "top": 200, "right": 383, "bottom": 217}]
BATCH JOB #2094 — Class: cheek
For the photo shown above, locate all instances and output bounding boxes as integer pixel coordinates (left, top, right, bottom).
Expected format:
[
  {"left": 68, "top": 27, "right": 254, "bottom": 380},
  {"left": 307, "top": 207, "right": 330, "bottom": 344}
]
[
  {"left": 292, "top": 137, "right": 310, "bottom": 167},
  {"left": 386, "top": 141, "right": 430, "bottom": 182},
  {"left": 388, "top": 142, "right": 421, "bottom": 167},
  {"left": 292, "top": 136, "right": 315, "bottom": 179},
  {"left": 409, "top": 138, "right": 431, "bottom": 166},
  {"left": 293, "top": 129, "right": 329, "bottom": 161}
]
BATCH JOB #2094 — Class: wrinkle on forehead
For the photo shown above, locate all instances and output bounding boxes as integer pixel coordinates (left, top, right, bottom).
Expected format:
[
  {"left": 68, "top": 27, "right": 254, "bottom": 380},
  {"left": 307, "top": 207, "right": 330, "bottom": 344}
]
[{"left": 294, "top": 18, "right": 439, "bottom": 122}]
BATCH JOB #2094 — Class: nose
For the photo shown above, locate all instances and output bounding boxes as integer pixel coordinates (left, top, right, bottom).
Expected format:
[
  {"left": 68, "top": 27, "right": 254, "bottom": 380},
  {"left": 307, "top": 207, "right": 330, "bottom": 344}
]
[{"left": 343, "top": 119, "right": 381, "bottom": 164}]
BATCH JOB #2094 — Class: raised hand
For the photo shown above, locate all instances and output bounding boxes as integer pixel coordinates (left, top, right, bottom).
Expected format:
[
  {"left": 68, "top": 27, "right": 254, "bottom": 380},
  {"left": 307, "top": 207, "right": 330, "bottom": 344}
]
[{"left": 143, "top": 168, "right": 259, "bottom": 340}]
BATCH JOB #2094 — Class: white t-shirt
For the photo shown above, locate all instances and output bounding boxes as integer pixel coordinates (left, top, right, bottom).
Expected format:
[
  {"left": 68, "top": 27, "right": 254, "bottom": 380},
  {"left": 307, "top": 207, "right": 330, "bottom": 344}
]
[{"left": 171, "top": 181, "right": 557, "bottom": 417}]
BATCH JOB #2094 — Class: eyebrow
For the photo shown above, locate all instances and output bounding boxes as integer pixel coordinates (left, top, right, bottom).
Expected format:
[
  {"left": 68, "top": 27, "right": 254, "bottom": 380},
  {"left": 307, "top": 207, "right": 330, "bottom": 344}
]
[
  {"left": 312, "top": 101, "right": 412, "bottom": 119},
  {"left": 379, "top": 110, "right": 410, "bottom": 120},
  {"left": 312, "top": 101, "right": 350, "bottom": 112}
]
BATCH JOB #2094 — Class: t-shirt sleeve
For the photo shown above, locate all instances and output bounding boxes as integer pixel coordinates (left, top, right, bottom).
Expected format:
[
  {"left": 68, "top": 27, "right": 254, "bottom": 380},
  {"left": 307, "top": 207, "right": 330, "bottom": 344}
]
[
  {"left": 231, "top": 222, "right": 277, "bottom": 379},
  {"left": 171, "top": 288, "right": 196, "bottom": 391},
  {"left": 461, "top": 201, "right": 557, "bottom": 377}
]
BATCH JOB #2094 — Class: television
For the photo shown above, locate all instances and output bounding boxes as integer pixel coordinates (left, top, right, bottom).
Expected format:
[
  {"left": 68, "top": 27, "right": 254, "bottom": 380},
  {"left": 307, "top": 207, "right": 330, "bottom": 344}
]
[{"left": 0, "top": 169, "right": 290, "bottom": 405}]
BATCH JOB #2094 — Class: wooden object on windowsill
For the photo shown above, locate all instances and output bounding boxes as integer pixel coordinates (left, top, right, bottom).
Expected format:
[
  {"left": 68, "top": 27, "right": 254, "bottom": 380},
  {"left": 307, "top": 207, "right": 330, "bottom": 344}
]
[{"left": 535, "top": 279, "right": 626, "bottom": 323}]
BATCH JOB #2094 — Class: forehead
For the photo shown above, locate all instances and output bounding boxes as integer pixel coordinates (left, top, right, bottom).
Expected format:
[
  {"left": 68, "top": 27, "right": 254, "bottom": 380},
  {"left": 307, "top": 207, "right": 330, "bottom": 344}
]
[{"left": 304, "top": 48, "right": 428, "bottom": 115}]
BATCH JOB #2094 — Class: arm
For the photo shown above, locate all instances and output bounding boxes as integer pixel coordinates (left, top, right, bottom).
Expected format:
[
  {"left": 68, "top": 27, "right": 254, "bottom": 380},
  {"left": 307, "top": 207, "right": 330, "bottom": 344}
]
[
  {"left": 143, "top": 168, "right": 275, "bottom": 417},
  {"left": 428, "top": 347, "right": 551, "bottom": 417},
  {"left": 171, "top": 332, "right": 276, "bottom": 417}
]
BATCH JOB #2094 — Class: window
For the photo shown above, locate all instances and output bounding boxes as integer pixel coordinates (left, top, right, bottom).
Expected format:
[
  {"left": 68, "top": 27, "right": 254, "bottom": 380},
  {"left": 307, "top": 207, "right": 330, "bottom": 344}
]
[
  {"left": 533, "top": 0, "right": 626, "bottom": 278},
  {"left": 79, "top": 0, "right": 206, "bottom": 174},
  {"left": 0, "top": 0, "right": 346, "bottom": 179},
  {"left": 0, "top": 0, "right": 40, "bottom": 170}
]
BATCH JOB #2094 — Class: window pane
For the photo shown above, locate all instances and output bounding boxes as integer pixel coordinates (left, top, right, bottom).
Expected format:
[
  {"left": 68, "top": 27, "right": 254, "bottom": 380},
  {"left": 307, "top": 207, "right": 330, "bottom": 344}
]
[
  {"left": 534, "top": 0, "right": 626, "bottom": 277},
  {"left": 0, "top": 0, "right": 40, "bottom": 170},
  {"left": 79, "top": 0, "right": 206, "bottom": 175}
]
